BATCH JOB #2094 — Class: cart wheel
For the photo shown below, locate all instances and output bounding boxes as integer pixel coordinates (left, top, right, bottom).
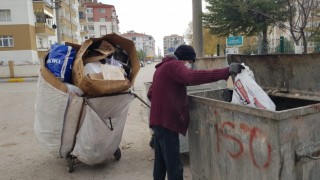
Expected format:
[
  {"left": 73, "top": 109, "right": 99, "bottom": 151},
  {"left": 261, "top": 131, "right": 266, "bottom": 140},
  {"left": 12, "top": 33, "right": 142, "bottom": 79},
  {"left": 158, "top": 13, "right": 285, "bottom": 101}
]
[
  {"left": 114, "top": 148, "right": 121, "bottom": 161},
  {"left": 66, "top": 156, "right": 74, "bottom": 173}
]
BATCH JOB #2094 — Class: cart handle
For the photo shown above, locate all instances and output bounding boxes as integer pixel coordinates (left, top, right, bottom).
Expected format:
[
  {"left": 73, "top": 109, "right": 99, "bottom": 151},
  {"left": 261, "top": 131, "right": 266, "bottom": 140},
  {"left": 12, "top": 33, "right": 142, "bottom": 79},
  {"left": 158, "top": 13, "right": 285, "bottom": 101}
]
[
  {"left": 84, "top": 98, "right": 114, "bottom": 130},
  {"left": 130, "top": 90, "right": 151, "bottom": 108}
]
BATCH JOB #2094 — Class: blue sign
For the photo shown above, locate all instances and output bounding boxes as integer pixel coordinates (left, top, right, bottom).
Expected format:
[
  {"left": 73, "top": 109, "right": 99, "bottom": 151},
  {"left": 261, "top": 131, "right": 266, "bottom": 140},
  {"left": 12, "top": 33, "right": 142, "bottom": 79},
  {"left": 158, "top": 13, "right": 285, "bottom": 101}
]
[
  {"left": 167, "top": 47, "right": 175, "bottom": 52},
  {"left": 226, "top": 36, "right": 243, "bottom": 47}
]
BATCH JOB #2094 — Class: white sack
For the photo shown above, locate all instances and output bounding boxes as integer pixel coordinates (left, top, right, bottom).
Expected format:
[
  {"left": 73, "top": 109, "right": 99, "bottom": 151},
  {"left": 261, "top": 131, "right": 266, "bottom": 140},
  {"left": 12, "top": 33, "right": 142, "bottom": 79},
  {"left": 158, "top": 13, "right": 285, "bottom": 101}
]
[
  {"left": 71, "top": 94, "right": 134, "bottom": 165},
  {"left": 231, "top": 64, "right": 276, "bottom": 111},
  {"left": 34, "top": 75, "right": 83, "bottom": 158},
  {"left": 60, "top": 94, "right": 83, "bottom": 157}
]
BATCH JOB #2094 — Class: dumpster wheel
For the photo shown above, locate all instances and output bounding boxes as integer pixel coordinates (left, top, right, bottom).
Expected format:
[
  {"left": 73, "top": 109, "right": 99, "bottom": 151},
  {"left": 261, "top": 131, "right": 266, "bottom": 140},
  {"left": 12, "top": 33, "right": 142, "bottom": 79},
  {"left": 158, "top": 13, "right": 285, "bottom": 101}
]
[
  {"left": 114, "top": 147, "right": 121, "bottom": 161},
  {"left": 66, "top": 155, "right": 74, "bottom": 173}
]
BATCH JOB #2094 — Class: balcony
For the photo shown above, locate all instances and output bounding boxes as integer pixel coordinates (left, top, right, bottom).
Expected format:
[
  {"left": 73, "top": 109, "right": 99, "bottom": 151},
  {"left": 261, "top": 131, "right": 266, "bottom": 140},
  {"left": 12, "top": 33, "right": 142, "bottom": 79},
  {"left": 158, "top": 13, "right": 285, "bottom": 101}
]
[
  {"left": 71, "top": 22, "right": 77, "bottom": 32},
  {"left": 35, "top": 22, "right": 55, "bottom": 36},
  {"left": 79, "top": 18, "right": 87, "bottom": 25},
  {"left": 80, "top": 30, "right": 88, "bottom": 36},
  {"left": 61, "top": 34, "right": 73, "bottom": 43},
  {"left": 33, "top": 1, "right": 53, "bottom": 16},
  {"left": 59, "top": 16, "right": 71, "bottom": 27}
]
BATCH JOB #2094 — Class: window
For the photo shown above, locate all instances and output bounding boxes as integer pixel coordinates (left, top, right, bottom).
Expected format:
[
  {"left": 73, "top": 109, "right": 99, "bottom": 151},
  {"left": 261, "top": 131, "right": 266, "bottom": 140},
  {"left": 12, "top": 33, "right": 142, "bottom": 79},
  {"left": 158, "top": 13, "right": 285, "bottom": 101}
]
[
  {"left": 88, "top": 25, "right": 94, "bottom": 30},
  {"left": 132, "top": 37, "right": 136, "bottom": 41},
  {"left": 86, "top": 8, "right": 93, "bottom": 14},
  {"left": 79, "top": 11, "right": 85, "bottom": 19},
  {"left": 0, "top": 36, "right": 14, "bottom": 47},
  {"left": 99, "top": 8, "right": 105, "bottom": 14},
  {"left": 100, "top": 18, "right": 106, "bottom": 22},
  {"left": 38, "top": 38, "right": 43, "bottom": 48},
  {"left": 87, "top": 17, "right": 93, "bottom": 22},
  {"left": 0, "top": 9, "right": 11, "bottom": 21}
]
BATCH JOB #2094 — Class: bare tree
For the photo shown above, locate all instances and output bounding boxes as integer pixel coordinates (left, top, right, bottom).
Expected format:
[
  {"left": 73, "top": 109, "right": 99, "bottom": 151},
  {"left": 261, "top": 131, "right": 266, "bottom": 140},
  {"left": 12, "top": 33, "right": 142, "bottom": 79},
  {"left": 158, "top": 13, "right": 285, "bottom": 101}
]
[{"left": 286, "top": 0, "right": 320, "bottom": 53}]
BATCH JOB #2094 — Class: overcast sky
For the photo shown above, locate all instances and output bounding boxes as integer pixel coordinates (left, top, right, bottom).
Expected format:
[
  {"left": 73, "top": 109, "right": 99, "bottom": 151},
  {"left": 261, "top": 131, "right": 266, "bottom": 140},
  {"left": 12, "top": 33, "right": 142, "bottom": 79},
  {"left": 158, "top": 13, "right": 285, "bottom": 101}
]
[{"left": 100, "top": 0, "right": 206, "bottom": 56}]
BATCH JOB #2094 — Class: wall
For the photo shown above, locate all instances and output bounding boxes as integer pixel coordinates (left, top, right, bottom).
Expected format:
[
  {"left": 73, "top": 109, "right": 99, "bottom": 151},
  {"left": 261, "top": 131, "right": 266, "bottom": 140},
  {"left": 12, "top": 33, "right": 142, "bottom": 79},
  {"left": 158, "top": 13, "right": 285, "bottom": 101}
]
[{"left": 0, "top": 64, "right": 39, "bottom": 78}]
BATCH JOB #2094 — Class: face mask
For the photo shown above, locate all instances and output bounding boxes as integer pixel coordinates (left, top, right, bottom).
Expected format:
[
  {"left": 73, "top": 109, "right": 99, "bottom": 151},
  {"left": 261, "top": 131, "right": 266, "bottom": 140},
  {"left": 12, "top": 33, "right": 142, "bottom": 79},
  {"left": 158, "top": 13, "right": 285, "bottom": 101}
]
[{"left": 185, "top": 62, "right": 192, "bottom": 69}]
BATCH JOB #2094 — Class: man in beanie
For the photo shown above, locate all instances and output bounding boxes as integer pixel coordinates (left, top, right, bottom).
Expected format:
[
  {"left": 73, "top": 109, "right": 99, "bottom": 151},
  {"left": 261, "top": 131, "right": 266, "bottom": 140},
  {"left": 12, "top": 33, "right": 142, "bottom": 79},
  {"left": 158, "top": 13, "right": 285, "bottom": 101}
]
[{"left": 148, "top": 45, "right": 243, "bottom": 180}]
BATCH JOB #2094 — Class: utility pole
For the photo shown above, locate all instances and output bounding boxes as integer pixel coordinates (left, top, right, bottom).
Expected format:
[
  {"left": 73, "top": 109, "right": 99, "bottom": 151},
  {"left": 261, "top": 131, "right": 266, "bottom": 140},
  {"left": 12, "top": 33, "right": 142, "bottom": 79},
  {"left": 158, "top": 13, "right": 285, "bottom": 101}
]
[
  {"left": 111, "top": 16, "right": 114, "bottom": 33},
  {"left": 192, "top": 0, "right": 203, "bottom": 58},
  {"left": 53, "top": 0, "right": 61, "bottom": 44}
]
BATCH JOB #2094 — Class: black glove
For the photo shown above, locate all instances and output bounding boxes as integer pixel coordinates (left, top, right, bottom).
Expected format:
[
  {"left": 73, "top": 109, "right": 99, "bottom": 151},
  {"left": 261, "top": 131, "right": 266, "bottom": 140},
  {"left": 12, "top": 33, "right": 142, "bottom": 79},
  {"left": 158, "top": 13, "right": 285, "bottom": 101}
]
[{"left": 229, "top": 63, "right": 245, "bottom": 75}]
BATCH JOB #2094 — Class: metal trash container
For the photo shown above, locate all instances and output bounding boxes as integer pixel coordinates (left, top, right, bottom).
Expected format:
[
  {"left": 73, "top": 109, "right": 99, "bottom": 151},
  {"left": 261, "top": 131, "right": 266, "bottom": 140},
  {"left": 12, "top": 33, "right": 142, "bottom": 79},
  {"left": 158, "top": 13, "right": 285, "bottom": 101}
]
[{"left": 188, "top": 54, "right": 320, "bottom": 180}]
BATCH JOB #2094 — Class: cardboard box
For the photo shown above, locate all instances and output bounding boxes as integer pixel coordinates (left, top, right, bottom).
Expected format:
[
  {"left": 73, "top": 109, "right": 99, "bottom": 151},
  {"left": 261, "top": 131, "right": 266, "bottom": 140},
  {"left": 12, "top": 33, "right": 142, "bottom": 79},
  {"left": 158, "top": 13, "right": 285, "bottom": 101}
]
[
  {"left": 72, "top": 34, "right": 140, "bottom": 96},
  {"left": 40, "top": 42, "right": 81, "bottom": 93}
]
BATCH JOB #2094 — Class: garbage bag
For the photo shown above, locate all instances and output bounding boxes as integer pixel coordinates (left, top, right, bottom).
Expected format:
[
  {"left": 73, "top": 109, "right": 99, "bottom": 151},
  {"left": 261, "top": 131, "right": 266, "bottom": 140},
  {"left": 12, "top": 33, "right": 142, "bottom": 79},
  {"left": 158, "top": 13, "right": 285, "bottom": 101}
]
[
  {"left": 46, "top": 44, "right": 76, "bottom": 83},
  {"left": 231, "top": 64, "right": 276, "bottom": 111}
]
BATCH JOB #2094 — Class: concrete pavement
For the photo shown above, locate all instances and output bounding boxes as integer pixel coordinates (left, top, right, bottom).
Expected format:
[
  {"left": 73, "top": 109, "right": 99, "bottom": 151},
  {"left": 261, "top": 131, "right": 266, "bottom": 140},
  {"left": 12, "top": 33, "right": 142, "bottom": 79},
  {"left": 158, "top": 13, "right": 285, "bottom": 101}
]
[{"left": 0, "top": 62, "right": 192, "bottom": 180}]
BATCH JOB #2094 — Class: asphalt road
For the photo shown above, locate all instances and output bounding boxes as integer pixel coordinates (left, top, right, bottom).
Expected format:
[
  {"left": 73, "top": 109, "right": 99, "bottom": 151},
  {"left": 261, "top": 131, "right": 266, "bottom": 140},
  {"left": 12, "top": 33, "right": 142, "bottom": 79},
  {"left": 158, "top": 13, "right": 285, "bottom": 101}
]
[{"left": 0, "top": 62, "right": 191, "bottom": 180}]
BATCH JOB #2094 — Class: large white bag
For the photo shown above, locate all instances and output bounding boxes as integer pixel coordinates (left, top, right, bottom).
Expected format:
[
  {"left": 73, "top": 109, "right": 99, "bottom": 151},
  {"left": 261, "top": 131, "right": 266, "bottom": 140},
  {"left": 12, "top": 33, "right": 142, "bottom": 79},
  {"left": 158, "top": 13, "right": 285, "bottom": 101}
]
[
  {"left": 71, "top": 94, "right": 134, "bottom": 165},
  {"left": 34, "top": 75, "right": 83, "bottom": 158},
  {"left": 231, "top": 64, "right": 276, "bottom": 111}
]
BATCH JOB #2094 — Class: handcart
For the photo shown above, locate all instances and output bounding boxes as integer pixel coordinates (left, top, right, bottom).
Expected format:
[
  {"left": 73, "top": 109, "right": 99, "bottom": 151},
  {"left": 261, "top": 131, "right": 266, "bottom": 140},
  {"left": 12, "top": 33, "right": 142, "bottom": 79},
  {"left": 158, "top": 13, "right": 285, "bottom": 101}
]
[
  {"left": 34, "top": 74, "right": 150, "bottom": 172},
  {"left": 66, "top": 90, "right": 151, "bottom": 172},
  {"left": 34, "top": 33, "right": 144, "bottom": 173},
  {"left": 64, "top": 91, "right": 138, "bottom": 172}
]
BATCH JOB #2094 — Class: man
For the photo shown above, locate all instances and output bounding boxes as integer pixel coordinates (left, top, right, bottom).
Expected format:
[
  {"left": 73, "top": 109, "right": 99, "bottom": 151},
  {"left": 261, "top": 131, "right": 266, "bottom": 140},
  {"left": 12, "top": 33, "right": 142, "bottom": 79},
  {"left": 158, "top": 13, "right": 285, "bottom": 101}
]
[{"left": 147, "top": 45, "right": 243, "bottom": 180}]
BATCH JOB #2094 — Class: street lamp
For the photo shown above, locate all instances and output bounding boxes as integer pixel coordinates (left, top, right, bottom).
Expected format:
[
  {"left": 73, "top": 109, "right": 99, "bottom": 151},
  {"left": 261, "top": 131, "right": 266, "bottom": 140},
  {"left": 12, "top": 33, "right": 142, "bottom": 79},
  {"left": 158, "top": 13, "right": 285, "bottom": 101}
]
[
  {"left": 52, "top": 0, "right": 62, "bottom": 43},
  {"left": 105, "top": 16, "right": 115, "bottom": 33}
]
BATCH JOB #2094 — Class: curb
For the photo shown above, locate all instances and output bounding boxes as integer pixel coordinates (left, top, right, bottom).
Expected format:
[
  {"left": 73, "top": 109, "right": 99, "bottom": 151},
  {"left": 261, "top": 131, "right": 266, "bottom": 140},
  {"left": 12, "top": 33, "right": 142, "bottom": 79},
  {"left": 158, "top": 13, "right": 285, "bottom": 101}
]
[{"left": 0, "top": 77, "right": 38, "bottom": 83}]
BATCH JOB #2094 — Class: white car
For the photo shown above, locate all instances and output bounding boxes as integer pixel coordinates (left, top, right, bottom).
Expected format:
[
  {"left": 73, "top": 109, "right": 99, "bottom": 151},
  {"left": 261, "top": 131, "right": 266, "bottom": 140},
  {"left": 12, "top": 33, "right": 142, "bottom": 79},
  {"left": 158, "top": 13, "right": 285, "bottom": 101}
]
[{"left": 146, "top": 60, "right": 152, "bottom": 64}]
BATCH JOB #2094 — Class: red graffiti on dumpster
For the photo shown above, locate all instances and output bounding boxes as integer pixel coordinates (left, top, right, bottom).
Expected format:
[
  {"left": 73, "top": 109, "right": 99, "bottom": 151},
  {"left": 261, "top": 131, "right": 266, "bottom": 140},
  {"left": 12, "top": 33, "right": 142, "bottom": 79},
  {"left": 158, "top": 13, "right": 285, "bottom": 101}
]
[{"left": 214, "top": 121, "right": 272, "bottom": 169}]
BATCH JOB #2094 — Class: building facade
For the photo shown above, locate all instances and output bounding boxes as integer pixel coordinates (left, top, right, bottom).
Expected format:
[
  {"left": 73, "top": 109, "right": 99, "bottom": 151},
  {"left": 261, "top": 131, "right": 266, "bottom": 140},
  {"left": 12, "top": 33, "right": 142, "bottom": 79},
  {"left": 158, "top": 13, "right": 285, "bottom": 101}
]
[
  {"left": 0, "top": 0, "right": 48, "bottom": 64},
  {"left": 80, "top": 2, "right": 119, "bottom": 42},
  {"left": 53, "top": 0, "right": 81, "bottom": 45},
  {"left": 163, "top": 34, "right": 184, "bottom": 56},
  {"left": 121, "top": 30, "right": 156, "bottom": 60},
  {"left": 0, "top": 0, "right": 81, "bottom": 64}
]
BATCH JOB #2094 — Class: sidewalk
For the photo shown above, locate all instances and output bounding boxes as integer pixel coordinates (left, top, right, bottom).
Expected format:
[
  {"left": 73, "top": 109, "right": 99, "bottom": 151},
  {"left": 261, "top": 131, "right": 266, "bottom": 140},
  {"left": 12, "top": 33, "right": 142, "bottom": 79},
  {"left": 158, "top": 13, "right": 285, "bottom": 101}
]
[{"left": 0, "top": 76, "right": 38, "bottom": 83}]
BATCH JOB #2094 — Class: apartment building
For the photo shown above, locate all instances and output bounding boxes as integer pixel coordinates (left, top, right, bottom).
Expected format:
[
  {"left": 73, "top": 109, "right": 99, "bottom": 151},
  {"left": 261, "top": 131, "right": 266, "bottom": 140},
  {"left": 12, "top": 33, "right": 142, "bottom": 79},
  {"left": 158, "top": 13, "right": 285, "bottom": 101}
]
[
  {"left": 80, "top": 2, "right": 119, "bottom": 42},
  {"left": 0, "top": 0, "right": 47, "bottom": 64},
  {"left": 121, "top": 30, "right": 156, "bottom": 60},
  {"left": 163, "top": 34, "right": 184, "bottom": 56},
  {"left": 54, "top": 0, "right": 81, "bottom": 45},
  {"left": 268, "top": 3, "right": 320, "bottom": 54},
  {"left": 0, "top": 0, "right": 80, "bottom": 64}
]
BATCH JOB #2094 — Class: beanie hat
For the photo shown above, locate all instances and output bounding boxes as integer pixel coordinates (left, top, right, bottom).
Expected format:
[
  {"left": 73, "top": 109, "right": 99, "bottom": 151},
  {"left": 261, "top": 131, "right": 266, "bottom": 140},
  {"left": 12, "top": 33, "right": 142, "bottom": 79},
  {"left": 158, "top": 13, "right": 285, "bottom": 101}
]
[{"left": 174, "top": 45, "right": 196, "bottom": 62}]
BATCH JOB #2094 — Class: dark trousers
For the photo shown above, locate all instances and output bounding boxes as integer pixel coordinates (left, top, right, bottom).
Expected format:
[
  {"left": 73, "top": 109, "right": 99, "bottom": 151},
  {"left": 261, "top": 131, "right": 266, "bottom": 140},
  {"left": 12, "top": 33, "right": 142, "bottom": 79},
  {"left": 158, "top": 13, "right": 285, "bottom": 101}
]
[{"left": 152, "top": 126, "right": 183, "bottom": 180}]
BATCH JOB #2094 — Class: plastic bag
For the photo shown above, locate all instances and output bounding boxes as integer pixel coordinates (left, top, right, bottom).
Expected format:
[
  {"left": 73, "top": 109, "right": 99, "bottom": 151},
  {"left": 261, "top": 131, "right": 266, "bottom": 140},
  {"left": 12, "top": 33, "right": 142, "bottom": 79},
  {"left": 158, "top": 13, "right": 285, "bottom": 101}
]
[
  {"left": 231, "top": 64, "right": 276, "bottom": 111},
  {"left": 46, "top": 44, "right": 76, "bottom": 83}
]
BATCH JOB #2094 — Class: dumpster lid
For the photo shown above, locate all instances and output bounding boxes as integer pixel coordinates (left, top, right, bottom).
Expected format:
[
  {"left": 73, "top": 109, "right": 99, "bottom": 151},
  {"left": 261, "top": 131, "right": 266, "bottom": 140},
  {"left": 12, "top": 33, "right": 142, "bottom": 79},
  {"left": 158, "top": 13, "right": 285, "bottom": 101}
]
[{"left": 227, "top": 54, "right": 320, "bottom": 98}]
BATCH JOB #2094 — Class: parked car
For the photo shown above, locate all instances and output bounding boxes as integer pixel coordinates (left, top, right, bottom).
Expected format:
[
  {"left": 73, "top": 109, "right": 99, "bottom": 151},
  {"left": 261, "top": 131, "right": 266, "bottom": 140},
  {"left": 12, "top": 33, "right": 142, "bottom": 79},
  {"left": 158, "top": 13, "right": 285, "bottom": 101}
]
[
  {"left": 140, "top": 60, "right": 145, "bottom": 67},
  {"left": 146, "top": 60, "right": 152, "bottom": 64}
]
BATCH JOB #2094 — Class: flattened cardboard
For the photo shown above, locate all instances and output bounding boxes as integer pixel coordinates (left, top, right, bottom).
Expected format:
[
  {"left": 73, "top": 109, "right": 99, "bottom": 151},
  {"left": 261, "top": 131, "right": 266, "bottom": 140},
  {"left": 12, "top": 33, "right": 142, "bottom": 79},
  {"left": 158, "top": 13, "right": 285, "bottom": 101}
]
[{"left": 72, "top": 33, "right": 140, "bottom": 96}]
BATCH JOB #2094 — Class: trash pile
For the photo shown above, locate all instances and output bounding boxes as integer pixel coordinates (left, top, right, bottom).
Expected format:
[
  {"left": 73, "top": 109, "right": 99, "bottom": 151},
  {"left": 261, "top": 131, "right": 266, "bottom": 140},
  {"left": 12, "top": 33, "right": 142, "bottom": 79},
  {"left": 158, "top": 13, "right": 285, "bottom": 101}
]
[{"left": 34, "top": 34, "right": 140, "bottom": 171}]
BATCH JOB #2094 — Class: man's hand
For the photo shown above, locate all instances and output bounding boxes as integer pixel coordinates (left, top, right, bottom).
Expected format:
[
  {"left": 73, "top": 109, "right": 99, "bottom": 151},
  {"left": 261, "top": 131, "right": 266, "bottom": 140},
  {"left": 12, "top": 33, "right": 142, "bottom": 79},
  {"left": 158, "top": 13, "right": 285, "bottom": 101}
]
[{"left": 229, "top": 63, "right": 245, "bottom": 75}]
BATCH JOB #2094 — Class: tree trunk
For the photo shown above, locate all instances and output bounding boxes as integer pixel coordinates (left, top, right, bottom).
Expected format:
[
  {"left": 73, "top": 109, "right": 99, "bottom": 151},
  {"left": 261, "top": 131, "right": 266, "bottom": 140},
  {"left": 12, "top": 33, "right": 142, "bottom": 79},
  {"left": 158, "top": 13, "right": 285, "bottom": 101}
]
[
  {"left": 301, "top": 29, "right": 308, "bottom": 54},
  {"left": 262, "top": 28, "right": 268, "bottom": 54},
  {"left": 257, "top": 33, "right": 263, "bottom": 54}
]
